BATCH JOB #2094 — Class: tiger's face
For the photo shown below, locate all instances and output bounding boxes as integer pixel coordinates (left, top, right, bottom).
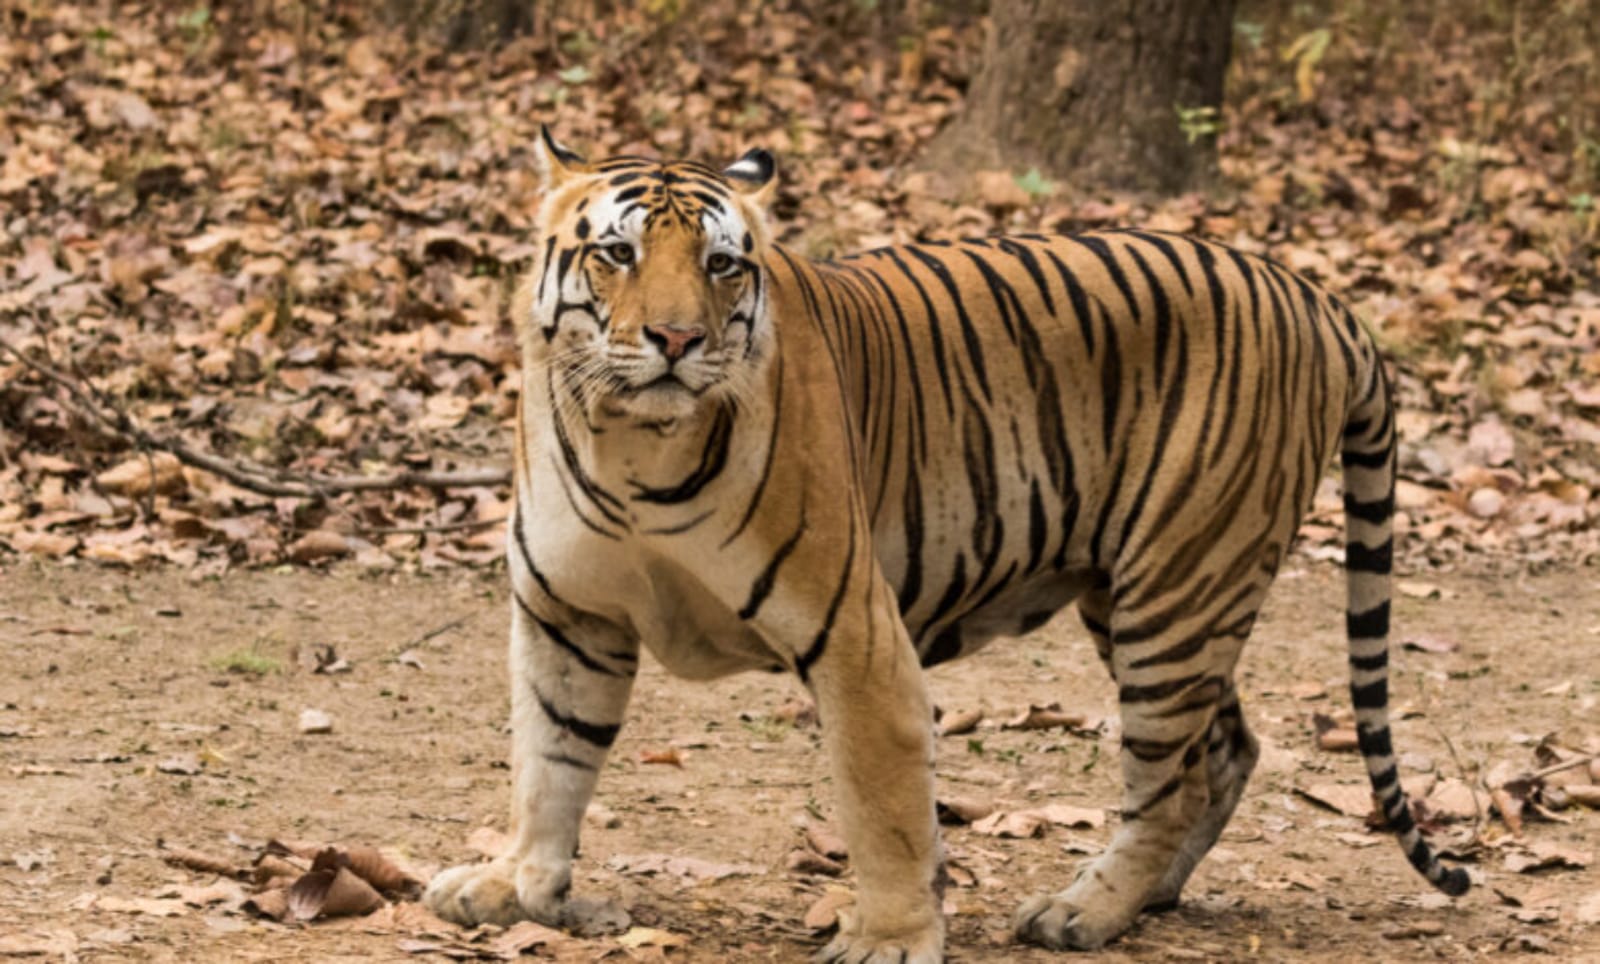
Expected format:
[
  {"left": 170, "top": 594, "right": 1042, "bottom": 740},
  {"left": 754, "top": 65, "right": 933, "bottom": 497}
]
[{"left": 520, "top": 128, "right": 777, "bottom": 427}]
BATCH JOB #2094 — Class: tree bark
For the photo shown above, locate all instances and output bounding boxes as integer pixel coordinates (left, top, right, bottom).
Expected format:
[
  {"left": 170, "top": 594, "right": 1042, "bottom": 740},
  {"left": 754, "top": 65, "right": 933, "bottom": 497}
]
[
  {"left": 388, "top": 0, "right": 536, "bottom": 49},
  {"left": 924, "top": 0, "right": 1236, "bottom": 195}
]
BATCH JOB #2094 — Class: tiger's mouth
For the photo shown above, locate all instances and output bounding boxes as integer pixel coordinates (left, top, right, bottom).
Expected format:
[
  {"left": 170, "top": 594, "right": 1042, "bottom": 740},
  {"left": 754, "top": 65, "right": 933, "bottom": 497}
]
[{"left": 597, "top": 370, "right": 716, "bottom": 425}]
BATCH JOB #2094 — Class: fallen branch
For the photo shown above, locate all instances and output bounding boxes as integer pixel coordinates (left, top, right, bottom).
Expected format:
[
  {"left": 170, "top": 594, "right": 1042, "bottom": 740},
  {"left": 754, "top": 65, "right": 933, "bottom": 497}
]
[
  {"left": 355, "top": 516, "right": 507, "bottom": 536},
  {"left": 0, "top": 336, "right": 511, "bottom": 498}
]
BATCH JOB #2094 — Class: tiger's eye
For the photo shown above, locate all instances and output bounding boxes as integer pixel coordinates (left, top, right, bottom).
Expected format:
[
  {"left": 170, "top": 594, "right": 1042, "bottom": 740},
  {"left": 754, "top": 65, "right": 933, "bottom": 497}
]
[
  {"left": 706, "top": 252, "right": 735, "bottom": 275},
  {"left": 605, "top": 242, "right": 634, "bottom": 265}
]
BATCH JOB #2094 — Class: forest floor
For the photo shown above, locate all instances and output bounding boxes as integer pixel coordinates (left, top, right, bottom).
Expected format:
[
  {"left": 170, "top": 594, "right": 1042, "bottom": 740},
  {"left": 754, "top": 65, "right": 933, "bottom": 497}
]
[{"left": 3, "top": 558, "right": 1599, "bottom": 962}]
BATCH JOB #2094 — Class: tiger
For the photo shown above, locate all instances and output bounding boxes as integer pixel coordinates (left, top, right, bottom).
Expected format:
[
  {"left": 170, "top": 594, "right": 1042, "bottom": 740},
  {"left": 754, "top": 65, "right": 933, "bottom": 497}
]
[{"left": 422, "top": 126, "right": 1469, "bottom": 961}]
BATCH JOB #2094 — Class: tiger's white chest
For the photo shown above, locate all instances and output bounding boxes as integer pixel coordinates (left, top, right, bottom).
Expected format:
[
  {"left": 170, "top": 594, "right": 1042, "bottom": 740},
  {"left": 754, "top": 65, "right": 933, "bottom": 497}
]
[{"left": 515, "top": 410, "right": 783, "bottom": 680}]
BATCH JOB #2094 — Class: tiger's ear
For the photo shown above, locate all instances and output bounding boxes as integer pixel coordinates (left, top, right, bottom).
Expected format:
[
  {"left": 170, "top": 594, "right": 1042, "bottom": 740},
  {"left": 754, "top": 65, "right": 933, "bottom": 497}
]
[
  {"left": 723, "top": 148, "right": 777, "bottom": 207},
  {"left": 534, "top": 124, "right": 588, "bottom": 189}
]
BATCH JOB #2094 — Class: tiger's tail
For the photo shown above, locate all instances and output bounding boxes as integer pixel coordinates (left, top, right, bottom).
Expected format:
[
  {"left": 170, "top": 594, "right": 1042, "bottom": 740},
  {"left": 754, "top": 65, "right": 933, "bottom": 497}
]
[{"left": 1341, "top": 360, "right": 1470, "bottom": 897}]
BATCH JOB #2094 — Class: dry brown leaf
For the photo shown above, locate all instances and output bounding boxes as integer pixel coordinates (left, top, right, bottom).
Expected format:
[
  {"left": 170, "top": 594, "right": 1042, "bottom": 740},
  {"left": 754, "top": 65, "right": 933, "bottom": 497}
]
[
  {"left": 254, "top": 854, "right": 307, "bottom": 886},
  {"left": 1564, "top": 785, "right": 1600, "bottom": 809},
  {"left": 344, "top": 845, "right": 420, "bottom": 896},
  {"left": 161, "top": 845, "right": 245, "bottom": 879},
  {"left": 1025, "top": 803, "right": 1107, "bottom": 830},
  {"left": 937, "top": 795, "right": 997, "bottom": 826},
  {"left": 1505, "top": 841, "right": 1592, "bottom": 874},
  {"left": 492, "top": 920, "right": 571, "bottom": 956},
  {"left": 805, "top": 825, "right": 849, "bottom": 861},
  {"left": 616, "top": 926, "right": 689, "bottom": 949},
  {"left": 92, "top": 895, "right": 190, "bottom": 917},
  {"left": 605, "top": 853, "right": 762, "bottom": 882},
  {"left": 362, "top": 900, "right": 459, "bottom": 937},
  {"left": 638, "top": 747, "right": 683, "bottom": 767},
  {"left": 289, "top": 530, "right": 352, "bottom": 563},
  {"left": 971, "top": 810, "right": 1046, "bottom": 839},
  {"left": 1491, "top": 786, "right": 1526, "bottom": 835},
  {"left": 1423, "top": 778, "right": 1483, "bottom": 821},
  {"left": 96, "top": 453, "right": 184, "bottom": 496},
  {"left": 803, "top": 889, "right": 854, "bottom": 931},
  {"left": 1297, "top": 783, "right": 1376, "bottom": 819},
  {"left": 288, "top": 865, "right": 385, "bottom": 920},
  {"left": 786, "top": 849, "right": 845, "bottom": 876},
  {"left": 936, "top": 707, "right": 984, "bottom": 736},
  {"left": 243, "top": 887, "right": 290, "bottom": 921},
  {"left": 1317, "top": 727, "right": 1360, "bottom": 752},
  {"left": 156, "top": 880, "right": 247, "bottom": 907},
  {"left": 1002, "top": 702, "right": 1087, "bottom": 731}
]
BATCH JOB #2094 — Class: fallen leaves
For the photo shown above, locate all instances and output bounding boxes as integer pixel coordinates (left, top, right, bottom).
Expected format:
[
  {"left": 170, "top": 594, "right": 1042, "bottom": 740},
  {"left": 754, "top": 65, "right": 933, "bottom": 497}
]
[
  {"left": 1002, "top": 703, "right": 1089, "bottom": 732},
  {"left": 0, "top": 0, "right": 1591, "bottom": 574},
  {"left": 969, "top": 804, "right": 1105, "bottom": 839},
  {"left": 604, "top": 853, "right": 762, "bottom": 884}
]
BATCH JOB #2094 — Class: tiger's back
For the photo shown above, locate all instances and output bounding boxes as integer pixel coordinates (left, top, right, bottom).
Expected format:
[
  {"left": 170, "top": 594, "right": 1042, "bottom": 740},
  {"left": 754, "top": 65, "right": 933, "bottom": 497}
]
[{"left": 775, "top": 231, "right": 1362, "bottom": 664}]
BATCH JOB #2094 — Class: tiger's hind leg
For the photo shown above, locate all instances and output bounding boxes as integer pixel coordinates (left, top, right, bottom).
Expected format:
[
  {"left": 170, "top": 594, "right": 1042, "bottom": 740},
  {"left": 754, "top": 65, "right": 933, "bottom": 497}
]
[
  {"left": 1014, "top": 676, "right": 1217, "bottom": 950},
  {"left": 1017, "top": 581, "right": 1271, "bottom": 950},
  {"left": 1142, "top": 682, "right": 1259, "bottom": 912}
]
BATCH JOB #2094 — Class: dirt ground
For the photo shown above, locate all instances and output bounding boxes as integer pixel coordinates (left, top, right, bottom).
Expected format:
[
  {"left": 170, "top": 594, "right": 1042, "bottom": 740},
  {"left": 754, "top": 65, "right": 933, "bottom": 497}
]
[{"left": 2, "top": 557, "right": 1599, "bottom": 962}]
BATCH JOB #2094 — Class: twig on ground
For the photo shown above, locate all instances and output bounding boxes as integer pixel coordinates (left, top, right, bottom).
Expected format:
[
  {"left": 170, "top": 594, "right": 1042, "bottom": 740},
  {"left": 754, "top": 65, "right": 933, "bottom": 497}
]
[
  {"left": 1526, "top": 751, "right": 1600, "bottom": 783},
  {"left": 0, "top": 334, "right": 511, "bottom": 498},
  {"left": 356, "top": 517, "right": 508, "bottom": 536}
]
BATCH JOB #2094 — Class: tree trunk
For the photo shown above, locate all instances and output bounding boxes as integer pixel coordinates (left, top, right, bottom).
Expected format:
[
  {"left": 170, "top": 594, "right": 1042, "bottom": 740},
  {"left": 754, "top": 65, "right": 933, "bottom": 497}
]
[
  {"left": 924, "top": 0, "right": 1236, "bottom": 195},
  {"left": 388, "top": 0, "right": 536, "bottom": 49}
]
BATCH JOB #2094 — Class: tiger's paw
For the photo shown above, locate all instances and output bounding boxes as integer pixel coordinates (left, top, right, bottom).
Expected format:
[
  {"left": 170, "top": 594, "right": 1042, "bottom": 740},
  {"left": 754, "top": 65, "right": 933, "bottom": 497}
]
[
  {"left": 815, "top": 906, "right": 943, "bottom": 964},
  {"left": 423, "top": 858, "right": 568, "bottom": 928},
  {"left": 1013, "top": 892, "right": 1136, "bottom": 952}
]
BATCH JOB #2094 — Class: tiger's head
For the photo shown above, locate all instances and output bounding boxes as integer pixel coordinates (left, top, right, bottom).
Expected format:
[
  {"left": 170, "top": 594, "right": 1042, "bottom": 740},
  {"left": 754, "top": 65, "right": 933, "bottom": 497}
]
[{"left": 517, "top": 127, "right": 777, "bottom": 428}]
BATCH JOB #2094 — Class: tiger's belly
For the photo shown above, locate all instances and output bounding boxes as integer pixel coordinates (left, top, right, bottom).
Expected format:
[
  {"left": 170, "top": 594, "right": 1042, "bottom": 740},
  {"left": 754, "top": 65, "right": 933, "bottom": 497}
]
[{"left": 906, "top": 566, "right": 1098, "bottom": 667}]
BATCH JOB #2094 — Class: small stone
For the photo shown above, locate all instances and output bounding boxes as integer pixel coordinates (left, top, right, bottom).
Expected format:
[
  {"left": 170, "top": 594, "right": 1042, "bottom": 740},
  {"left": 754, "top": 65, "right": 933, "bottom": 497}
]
[
  {"left": 1467, "top": 487, "right": 1504, "bottom": 518},
  {"left": 298, "top": 709, "right": 333, "bottom": 734}
]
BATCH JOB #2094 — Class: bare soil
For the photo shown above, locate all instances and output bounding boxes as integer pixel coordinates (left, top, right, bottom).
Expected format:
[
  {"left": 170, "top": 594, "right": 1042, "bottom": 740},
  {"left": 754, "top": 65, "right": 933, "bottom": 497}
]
[{"left": 2, "top": 559, "right": 1598, "bottom": 962}]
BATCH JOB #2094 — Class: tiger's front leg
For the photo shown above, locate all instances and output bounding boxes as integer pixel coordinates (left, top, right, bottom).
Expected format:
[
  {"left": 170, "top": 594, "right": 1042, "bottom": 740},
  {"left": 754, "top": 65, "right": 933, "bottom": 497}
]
[
  {"left": 807, "top": 578, "right": 944, "bottom": 964},
  {"left": 425, "top": 587, "right": 638, "bottom": 927}
]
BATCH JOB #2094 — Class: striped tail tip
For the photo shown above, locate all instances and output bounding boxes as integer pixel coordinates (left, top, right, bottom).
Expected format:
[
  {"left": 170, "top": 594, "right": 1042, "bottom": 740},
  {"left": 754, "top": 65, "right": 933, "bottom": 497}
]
[{"left": 1435, "top": 865, "right": 1470, "bottom": 897}]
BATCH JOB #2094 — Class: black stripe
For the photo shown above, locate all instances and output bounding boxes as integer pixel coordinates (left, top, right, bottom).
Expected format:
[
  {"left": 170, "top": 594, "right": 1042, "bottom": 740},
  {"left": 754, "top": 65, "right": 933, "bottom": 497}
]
[
  {"left": 1349, "top": 648, "right": 1388, "bottom": 673},
  {"left": 511, "top": 510, "right": 559, "bottom": 602},
  {"left": 1344, "top": 491, "right": 1394, "bottom": 524},
  {"left": 641, "top": 507, "right": 715, "bottom": 535},
  {"left": 1122, "top": 735, "right": 1189, "bottom": 762},
  {"left": 1351, "top": 678, "right": 1387, "bottom": 709},
  {"left": 1345, "top": 539, "right": 1393, "bottom": 574},
  {"left": 1042, "top": 248, "right": 1095, "bottom": 357},
  {"left": 1356, "top": 722, "right": 1394, "bottom": 758},
  {"left": 796, "top": 512, "right": 858, "bottom": 682},
  {"left": 896, "top": 459, "right": 925, "bottom": 616},
  {"left": 630, "top": 406, "right": 733, "bottom": 504},
  {"left": 739, "top": 512, "right": 807, "bottom": 620},
  {"left": 542, "top": 752, "right": 597, "bottom": 771},
  {"left": 1342, "top": 447, "right": 1389, "bottom": 469},
  {"left": 515, "top": 590, "right": 627, "bottom": 678},
  {"left": 535, "top": 690, "right": 620, "bottom": 749},
  {"left": 722, "top": 355, "right": 783, "bottom": 548},
  {"left": 1119, "top": 672, "right": 1207, "bottom": 705},
  {"left": 1346, "top": 601, "right": 1391, "bottom": 639},
  {"left": 905, "top": 246, "right": 994, "bottom": 401}
]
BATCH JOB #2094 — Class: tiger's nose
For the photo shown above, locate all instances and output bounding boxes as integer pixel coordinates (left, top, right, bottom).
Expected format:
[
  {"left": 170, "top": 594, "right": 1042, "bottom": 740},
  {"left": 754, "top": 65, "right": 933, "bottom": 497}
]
[{"left": 642, "top": 324, "right": 707, "bottom": 362}]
